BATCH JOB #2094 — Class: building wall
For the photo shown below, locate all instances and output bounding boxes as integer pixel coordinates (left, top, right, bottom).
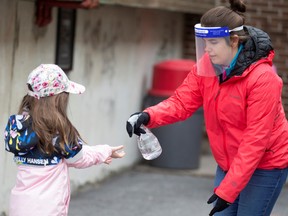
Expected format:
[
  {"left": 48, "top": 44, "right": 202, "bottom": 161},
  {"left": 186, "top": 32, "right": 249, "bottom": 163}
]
[{"left": 0, "top": 0, "right": 184, "bottom": 214}]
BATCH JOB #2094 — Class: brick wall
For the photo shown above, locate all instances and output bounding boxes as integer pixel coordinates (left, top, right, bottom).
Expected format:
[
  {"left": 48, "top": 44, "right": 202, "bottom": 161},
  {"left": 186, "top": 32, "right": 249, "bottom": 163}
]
[
  {"left": 183, "top": 14, "right": 200, "bottom": 62},
  {"left": 183, "top": 0, "right": 288, "bottom": 117},
  {"left": 245, "top": 0, "right": 288, "bottom": 117}
]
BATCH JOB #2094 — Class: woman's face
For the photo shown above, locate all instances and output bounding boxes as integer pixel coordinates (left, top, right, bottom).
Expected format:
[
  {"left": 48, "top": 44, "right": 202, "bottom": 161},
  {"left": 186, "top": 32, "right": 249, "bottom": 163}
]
[{"left": 204, "top": 37, "right": 236, "bottom": 66}]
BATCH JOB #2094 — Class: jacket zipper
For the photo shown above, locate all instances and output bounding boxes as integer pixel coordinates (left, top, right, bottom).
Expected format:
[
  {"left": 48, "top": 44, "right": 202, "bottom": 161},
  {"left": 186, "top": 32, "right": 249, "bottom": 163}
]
[{"left": 214, "top": 88, "right": 230, "bottom": 170}]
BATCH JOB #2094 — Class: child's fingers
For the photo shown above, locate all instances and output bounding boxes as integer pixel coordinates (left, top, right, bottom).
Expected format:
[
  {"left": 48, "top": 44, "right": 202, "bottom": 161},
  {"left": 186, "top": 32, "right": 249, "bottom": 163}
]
[
  {"left": 112, "top": 150, "right": 125, "bottom": 158},
  {"left": 109, "top": 145, "right": 125, "bottom": 159},
  {"left": 115, "top": 151, "right": 125, "bottom": 158},
  {"left": 112, "top": 145, "right": 124, "bottom": 152}
]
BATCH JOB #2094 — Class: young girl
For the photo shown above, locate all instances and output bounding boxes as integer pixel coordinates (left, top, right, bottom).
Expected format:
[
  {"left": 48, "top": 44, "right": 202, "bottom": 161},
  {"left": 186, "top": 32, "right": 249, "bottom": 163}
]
[
  {"left": 5, "top": 64, "right": 125, "bottom": 216},
  {"left": 127, "top": 0, "right": 288, "bottom": 215}
]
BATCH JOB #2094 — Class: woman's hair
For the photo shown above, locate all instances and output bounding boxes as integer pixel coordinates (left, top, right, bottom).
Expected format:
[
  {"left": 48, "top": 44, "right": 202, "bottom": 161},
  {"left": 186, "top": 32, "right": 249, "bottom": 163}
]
[
  {"left": 201, "top": 0, "right": 249, "bottom": 43},
  {"left": 18, "top": 90, "right": 82, "bottom": 155}
]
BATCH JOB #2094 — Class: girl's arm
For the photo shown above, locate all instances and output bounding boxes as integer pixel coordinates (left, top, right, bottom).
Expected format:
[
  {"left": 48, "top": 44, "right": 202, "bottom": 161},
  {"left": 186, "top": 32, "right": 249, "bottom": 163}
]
[{"left": 66, "top": 144, "right": 124, "bottom": 168}]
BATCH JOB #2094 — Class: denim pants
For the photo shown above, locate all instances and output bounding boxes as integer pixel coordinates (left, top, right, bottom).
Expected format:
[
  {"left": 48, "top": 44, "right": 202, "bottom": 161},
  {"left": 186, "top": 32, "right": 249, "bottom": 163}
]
[{"left": 213, "top": 166, "right": 288, "bottom": 216}]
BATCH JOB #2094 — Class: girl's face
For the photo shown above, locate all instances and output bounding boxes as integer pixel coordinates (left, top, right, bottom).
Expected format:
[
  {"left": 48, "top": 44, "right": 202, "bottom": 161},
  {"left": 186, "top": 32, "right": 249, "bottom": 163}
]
[{"left": 204, "top": 37, "right": 237, "bottom": 66}]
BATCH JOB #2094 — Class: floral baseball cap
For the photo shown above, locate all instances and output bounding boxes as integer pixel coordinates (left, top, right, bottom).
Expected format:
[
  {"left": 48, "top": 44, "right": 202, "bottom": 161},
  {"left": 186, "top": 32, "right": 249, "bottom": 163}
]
[{"left": 27, "top": 64, "right": 85, "bottom": 99}]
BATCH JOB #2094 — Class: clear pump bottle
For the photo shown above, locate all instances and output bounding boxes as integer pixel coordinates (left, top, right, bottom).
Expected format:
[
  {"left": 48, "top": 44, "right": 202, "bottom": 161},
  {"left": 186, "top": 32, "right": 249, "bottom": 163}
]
[
  {"left": 128, "top": 114, "right": 162, "bottom": 160},
  {"left": 137, "top": 125, "right": 162, "bottom": 160}
]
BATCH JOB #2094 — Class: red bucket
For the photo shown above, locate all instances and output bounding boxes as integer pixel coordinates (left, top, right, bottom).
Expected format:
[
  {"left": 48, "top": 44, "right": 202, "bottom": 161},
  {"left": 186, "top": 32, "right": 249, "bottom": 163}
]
[{"left": 148, "top": 59, "right": 195, "bottom": 97}]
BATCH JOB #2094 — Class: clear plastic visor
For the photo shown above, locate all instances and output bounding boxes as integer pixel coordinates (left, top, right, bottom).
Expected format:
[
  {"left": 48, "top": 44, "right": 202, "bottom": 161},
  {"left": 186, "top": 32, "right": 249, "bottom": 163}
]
[{"left": 194, "top": 24, "right": 231, "bottom": 77}]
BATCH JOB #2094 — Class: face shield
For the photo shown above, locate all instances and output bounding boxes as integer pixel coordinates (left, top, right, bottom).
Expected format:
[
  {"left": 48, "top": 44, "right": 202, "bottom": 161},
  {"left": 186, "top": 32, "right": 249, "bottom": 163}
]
[{"left": 194, "top": 23, "right": 231, "bottom": 77}]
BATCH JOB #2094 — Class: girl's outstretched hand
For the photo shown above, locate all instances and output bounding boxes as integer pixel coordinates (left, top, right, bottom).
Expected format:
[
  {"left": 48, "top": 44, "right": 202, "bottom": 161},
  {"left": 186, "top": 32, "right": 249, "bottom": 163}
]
[{"left": 105, "top": 145, "right": 125, "bottom": 164}]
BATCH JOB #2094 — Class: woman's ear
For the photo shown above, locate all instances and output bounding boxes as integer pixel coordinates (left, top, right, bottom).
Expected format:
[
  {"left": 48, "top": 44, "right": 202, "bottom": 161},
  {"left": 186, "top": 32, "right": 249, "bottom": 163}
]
[{"left": 230, "top": 35, "right": 239, "bottom": 48}]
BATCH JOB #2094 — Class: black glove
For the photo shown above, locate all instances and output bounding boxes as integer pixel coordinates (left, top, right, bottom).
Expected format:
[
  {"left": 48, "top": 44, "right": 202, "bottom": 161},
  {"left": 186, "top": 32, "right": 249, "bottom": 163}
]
[
  {"left": 126, "top": 112, "right": 150, "bottom": 137},
  {"left": 207, "top": 193, "right": 231, "bottom": 216}
]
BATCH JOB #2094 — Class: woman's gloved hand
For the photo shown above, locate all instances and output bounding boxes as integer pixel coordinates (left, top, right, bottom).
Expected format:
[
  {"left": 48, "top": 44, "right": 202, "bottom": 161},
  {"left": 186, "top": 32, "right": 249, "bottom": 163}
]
[
  {"left": 207, "top": 193, "right": 231, "bottom": 216},
  {"left": 126, "top": 112, "right": 150, "bottom": 137}
]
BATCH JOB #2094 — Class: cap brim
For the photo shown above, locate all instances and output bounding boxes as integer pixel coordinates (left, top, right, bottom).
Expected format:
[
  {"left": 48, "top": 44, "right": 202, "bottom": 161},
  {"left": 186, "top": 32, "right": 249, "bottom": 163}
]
[{"left": 66, "top": 81, "right": 86, "bottom": 95}]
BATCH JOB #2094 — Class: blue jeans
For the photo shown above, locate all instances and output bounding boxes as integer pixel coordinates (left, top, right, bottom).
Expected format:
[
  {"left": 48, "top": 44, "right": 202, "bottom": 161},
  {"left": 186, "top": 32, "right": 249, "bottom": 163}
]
[{"left": 213, "top": 166, "right": 288, "bottom": 216}]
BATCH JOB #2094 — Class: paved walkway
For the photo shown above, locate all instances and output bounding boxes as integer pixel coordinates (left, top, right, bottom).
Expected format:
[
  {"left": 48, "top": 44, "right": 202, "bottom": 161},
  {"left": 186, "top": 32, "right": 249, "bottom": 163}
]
[{"left": 69, "top": 155, "right": 288, "bottom": 216}]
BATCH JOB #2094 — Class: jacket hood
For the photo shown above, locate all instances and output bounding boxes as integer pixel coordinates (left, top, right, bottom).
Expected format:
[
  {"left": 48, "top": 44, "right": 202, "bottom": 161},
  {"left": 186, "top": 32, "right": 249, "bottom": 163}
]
[{"left": 230, "top": 26, "right": 274, "bottom": 77}]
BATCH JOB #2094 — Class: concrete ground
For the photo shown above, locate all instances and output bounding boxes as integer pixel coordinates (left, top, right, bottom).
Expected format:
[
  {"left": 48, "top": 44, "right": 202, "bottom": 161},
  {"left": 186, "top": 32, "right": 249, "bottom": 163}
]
[{"left": 69, "top": 155, "right": 288, "bottom": 216}]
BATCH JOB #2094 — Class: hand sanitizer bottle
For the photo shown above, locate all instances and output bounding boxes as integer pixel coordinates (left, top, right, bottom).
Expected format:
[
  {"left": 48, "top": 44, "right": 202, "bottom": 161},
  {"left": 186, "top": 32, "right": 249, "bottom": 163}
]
[
  {"left": 137, "top": 125, "right": 162, "bottom": 160},
  {"left": 128, "top": 114, "right": 162, "bottom": 160}
]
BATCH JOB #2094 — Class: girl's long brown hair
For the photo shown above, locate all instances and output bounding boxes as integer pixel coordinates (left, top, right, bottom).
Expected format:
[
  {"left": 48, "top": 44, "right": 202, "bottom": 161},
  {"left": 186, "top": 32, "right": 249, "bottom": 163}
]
[{"left": 18, "top": 92, "right": 82, "bottom": 155}]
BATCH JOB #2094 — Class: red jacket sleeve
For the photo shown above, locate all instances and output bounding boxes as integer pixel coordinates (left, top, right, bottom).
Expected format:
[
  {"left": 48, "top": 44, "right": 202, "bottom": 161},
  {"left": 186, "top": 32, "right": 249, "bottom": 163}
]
[{"left": 144, "top": 66, "right": 203, "bottom": 128}]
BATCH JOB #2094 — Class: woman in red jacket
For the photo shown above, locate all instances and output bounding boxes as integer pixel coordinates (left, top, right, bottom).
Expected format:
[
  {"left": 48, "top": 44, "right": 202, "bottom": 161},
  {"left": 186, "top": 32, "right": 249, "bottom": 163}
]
[{"left": 126, "top": 0, "right": 288, "bottom": 215}]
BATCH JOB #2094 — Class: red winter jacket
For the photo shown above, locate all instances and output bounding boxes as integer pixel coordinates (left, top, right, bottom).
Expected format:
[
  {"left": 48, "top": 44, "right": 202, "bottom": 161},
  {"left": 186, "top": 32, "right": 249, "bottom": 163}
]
[{"left": 144, "top": 51, "right": 288, "bottom": 203}]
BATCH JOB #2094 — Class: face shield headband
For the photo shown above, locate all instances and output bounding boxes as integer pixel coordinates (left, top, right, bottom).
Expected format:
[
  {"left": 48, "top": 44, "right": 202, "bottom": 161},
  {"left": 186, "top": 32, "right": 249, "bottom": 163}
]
[{"left": 194, "top": 23, "right": 243, "bottom": 77}]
